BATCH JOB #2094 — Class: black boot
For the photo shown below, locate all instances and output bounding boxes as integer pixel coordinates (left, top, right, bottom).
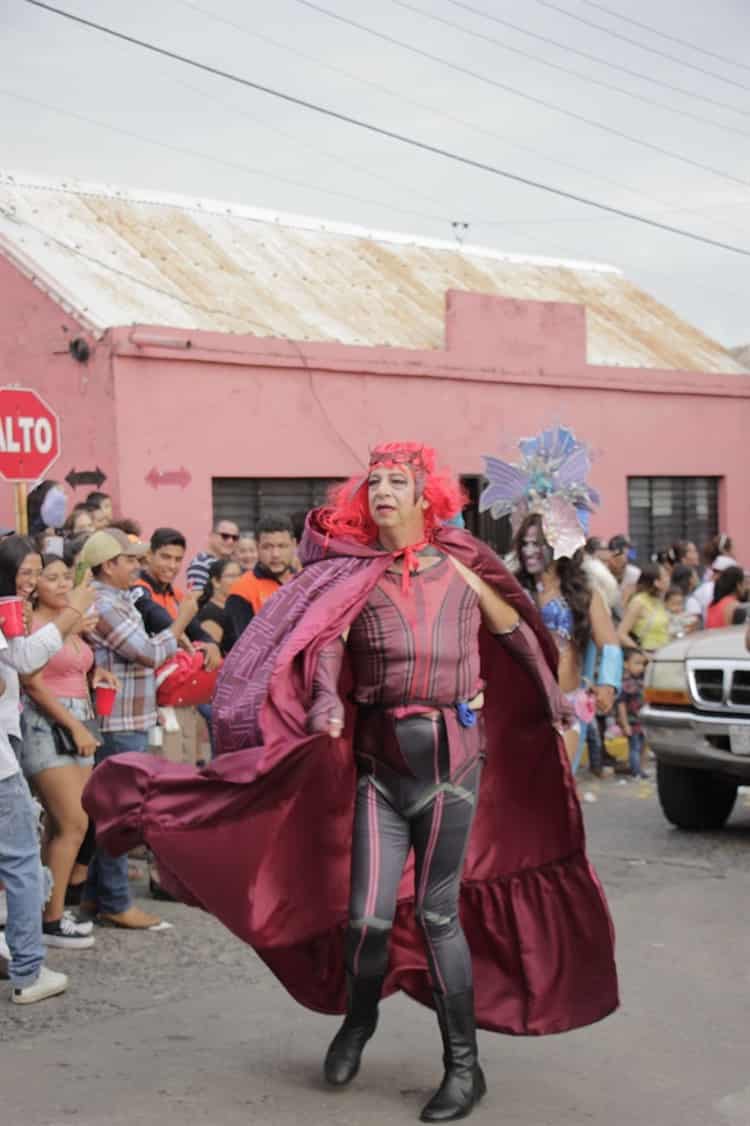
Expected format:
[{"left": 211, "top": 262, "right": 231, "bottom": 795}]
[
  {"left": 324, "top": 972, "right": 384, "bottom": 1087},
  {"left": 420, "top": 990, "right": 486, "bottom": 1122}
]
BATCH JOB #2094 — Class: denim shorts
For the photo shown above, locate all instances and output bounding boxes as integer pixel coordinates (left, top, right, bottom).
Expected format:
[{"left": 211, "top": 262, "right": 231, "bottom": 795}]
[{"left": 18, "top": 698, "right": 94, "bottom": 779}]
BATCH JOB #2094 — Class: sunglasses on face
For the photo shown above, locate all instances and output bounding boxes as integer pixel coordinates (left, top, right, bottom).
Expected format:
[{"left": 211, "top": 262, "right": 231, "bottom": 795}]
[{"left": 219, "top": 532, "right": 239, "bottom": 542}]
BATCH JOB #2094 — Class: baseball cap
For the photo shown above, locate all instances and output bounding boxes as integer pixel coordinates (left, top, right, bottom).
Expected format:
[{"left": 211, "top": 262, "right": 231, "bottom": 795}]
[
  {"left": 712, "top": 554, "right": 738, "bottom": 573},
  {"left": 607, "top": 534, "right": 632, "bottom": 554},
  {"left": 79, "top": 528, "right": 148, "bottom": 568}
]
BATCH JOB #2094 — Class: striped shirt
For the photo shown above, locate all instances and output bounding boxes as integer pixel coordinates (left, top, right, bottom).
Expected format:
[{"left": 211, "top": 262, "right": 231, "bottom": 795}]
[
  {"left": 348, "top": 556, "right": 482, "bottom": 707},
  {"left": 186, "top": 551, "right": 216, "bottom": 592},
  {"left": 89, "top": 580, "right": 178, "bottom": 732}
]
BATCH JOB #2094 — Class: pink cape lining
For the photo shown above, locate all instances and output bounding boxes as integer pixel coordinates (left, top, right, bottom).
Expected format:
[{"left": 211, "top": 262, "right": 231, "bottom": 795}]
[{"left": 83, "top": 519, "right": 618, "bottom": 1035}]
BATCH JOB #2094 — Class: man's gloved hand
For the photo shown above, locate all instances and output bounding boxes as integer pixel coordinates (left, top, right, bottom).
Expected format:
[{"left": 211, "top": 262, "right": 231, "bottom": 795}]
[{"left": 307, "top": 638, "right": 346, "bottom": 738}]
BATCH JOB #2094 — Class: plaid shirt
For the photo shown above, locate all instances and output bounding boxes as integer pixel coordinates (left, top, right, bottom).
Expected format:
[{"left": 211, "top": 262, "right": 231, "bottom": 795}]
[{"left": 90, "top": 580, "right": 177, "bottom": 733}]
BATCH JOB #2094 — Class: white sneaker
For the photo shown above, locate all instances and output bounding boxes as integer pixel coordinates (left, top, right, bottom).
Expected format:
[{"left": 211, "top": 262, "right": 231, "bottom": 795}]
[
  {"left": 63, "top": 909, "right": 94, "bottom": 936},
  {"left": 0, "top": 888, "right": 7, "bottom": 927},
  {"left": 11, "top": 965, "right": 68, "bottom": 1005},
  {"left": 42, "top": 915, "right": 96, "bottom": 949},
  {"left": 0, "top": 931, "right": 9, "bottom": 976}
]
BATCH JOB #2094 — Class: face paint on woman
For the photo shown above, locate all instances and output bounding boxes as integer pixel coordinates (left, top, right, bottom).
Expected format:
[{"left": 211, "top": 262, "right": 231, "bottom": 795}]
[{"left": 521, "top": 528, "right": 551, "bottom": 576}]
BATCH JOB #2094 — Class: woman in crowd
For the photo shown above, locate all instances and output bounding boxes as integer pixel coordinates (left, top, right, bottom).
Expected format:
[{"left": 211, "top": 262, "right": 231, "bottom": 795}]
[
  {"left": 670, "top": 564, "right": 703, "bottom": 620},
  {"left": 706, "top": 566, "right": 747, "bottom": 629},
  {"left": 513, "top": 513, "right": 621, "bottom": 761},
  {"left": 19, "top": 555, "right": 118, "bottom": 948},
  {"left": 669, "top": 540, "right": 700, "bottom": 571},
  {"left": 671, "top": 563, "right": 702, "bottom": 617},
  {"left": 26, "top": 481, "right": 68, "bottom": 539},
  {"left": 703, "top": 534, "right": 734, "bottom": 579},
  {"left": 235, "top": 534, "right": 258, "bottom": 573},
  {"left": 480, "top": 427, "right": 623, "bottom": 766},
  {"left": 196, "top": 558, "right": 242, "bottom": 650},
  {"left": 0, "top": 536, "right": 97, "bottom": 1001},
  {"left": 617, "top": 563, "right": 670, "bottom": 653}
]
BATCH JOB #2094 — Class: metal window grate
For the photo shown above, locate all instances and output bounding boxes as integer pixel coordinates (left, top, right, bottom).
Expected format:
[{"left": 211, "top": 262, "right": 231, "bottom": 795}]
[
  {"left": 212, "top": 478, "right": 343, "bottom": 540},
  {"left": 627, "top": 477, "right": 720, "bottom": 563}
]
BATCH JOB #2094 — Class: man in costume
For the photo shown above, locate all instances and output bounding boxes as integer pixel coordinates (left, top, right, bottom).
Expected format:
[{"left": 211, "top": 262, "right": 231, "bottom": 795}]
[{"left": 84, "top": 442, "right": 618, "bottom": 1122}]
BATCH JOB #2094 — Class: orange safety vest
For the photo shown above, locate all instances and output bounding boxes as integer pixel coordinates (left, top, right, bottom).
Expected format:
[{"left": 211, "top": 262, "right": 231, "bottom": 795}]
[
  {"left": 228, "top": 570, "right": 281, "bottom": 614},
  {"left": 134, "top": 572, "right": 184, "bottom": 621}
]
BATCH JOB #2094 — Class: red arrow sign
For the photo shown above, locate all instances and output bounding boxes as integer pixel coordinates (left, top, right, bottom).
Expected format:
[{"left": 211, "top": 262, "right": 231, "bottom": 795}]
[
  {"left": 145, "top": 467, "right": 192, "bottom": 490},
  {"left": 0, "top": 387, "right": 61, "bottom": 483}
]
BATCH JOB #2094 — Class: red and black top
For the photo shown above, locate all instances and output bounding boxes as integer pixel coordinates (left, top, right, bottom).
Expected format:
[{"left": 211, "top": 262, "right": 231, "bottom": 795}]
[{"left": 348, "top": 555, "right": 482, "bottom": 708}]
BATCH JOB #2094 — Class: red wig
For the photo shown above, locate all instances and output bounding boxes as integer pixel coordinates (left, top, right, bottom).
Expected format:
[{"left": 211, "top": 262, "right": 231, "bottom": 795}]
[{"left": 317, "top": 442, "right": 466, "bottom": 545}]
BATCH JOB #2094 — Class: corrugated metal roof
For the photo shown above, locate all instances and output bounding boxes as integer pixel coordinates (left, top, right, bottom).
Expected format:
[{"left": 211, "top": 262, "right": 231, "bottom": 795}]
[{"left": 0, "top": 171, "right": 742, "bottom": 373}]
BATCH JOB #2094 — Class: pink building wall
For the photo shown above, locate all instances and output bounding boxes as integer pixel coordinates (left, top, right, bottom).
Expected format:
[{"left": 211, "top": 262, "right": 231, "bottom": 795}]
[
  {"left": 0, "top": 256, "right": 119, "bottom": 528},
  {"left": 110, "top": 294, "right": 749, "bottom": 566},
  {"left": 1, "top": 252, "right": 747, "bottom": 569}
]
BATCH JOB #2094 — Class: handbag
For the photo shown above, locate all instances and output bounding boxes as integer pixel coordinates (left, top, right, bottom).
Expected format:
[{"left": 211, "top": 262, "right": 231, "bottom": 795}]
[
  {"left": 155, "top": 648, "right": 220, "bottom": 708},
  {"left": 52, "top": 717, "right": 102, "bottom": 757}
]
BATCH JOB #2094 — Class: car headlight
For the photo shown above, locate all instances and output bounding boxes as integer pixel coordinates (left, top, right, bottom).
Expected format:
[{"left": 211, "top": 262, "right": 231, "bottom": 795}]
[{"left": 644, "top": 661, "right": 690, "bottom": 706}]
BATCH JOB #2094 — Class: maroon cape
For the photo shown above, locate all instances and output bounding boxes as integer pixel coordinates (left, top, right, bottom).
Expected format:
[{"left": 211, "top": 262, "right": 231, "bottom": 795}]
[{"left": 84, "top": 518, "right": 618, "bottom": 1035}]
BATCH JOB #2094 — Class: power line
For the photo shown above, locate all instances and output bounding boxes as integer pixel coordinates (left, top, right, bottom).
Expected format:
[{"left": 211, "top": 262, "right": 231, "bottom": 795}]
[
  {"left": 0, "top": 88, "right": 451, "bottom": 225},
  {"left": 174, "top": 0, "right": 685, "bottom": 215},
  {"left": 19, "top": 0, "right": 750, "bottom": 258},
  {"left": 535, "top": 0, "right": 750, "bottom": 94},
  {"left": 172, "top": 78, "right": 456, "bottom": 217},
  {"left": 291, "top": 0, "right": 750, "bottom": 191},
  {"left": 579, "top": 1, "right": 750, "bottom": 74},
  {"left": 445, "top": 0, "right": 750, "bottom": 118},
  {"left": 174, "top": 0, "right": 750, "bottom": 238},
  {"left": 389, "top": 0, "right": 750, "bottom": 141}
]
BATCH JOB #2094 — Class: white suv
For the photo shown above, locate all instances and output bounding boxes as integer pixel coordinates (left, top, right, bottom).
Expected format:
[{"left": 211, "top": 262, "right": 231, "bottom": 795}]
[{"left": 640, "top": 627, "right": 750, "bottom": 829}]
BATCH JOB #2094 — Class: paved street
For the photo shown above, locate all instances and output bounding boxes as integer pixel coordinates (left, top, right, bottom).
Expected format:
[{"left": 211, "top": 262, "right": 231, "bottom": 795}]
[{"left": 2, "top": 774, "right": 749, "bottom": 1126}]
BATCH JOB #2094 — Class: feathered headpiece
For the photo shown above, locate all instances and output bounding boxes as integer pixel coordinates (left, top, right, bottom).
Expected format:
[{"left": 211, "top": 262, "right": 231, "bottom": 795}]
[{"left": 479, "top": 426, "right": 599, "bottom": 560}]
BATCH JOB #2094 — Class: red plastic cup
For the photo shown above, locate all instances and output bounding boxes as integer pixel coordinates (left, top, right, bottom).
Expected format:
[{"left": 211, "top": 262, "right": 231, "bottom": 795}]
[
  {"left": 95, "top": 685, "right": 117, "bottom": 717},
  {"left": 0, "top": 596, "right": 25, "bottom": 639}
]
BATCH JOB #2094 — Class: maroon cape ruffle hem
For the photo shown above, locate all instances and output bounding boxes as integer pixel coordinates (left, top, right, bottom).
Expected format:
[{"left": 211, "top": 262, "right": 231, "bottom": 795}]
[{"left": 84, "top": 519, "right": 618, "bottom": 1036}]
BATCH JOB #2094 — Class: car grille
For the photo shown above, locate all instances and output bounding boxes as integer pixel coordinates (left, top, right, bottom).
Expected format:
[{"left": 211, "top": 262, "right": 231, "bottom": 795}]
[
  {"left": 690, "top": 664, "right": 750, "bottom": 712},
  {"left": 693, "top": 668, "right": 723, "bottom": 704},
  {"left": 731, "top": 670, "right": 750, "bottom": 707}
]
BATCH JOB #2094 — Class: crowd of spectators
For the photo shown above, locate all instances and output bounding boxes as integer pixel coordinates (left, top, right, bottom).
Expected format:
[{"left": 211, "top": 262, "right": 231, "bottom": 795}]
[{"left": 0, "top": 483, "right": 298, "bottom": 1004}]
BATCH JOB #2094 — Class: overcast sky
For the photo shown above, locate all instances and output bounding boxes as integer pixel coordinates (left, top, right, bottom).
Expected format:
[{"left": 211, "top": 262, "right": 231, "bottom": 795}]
[{"left": 2, "top": 0, "right": 749, "bottom": 347}]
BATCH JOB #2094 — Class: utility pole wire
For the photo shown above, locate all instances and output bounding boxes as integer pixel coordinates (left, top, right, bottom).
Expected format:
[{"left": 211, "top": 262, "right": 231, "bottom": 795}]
[
  {"left": 536, "top": 0, "right": 750, "bottom": 94},
  {"left": 293, "top": 0, "right": 750, "bottom": 191},
  {"left": 390, "top": 0, "right": 750, "bottom": 141},
  {"left": 445, "top": 0, "right": 750, "bottom": 118},
  {"left": 21, "top": 0, "right": 750, "bottom": 258},
  {"left": 579, "top": 0, "right": 750, "bottom": 75}
]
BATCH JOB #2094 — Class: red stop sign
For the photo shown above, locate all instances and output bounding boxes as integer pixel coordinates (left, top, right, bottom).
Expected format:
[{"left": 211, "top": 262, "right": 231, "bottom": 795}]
[{"left": 0, "top": 388, "right": 61, "bottom": 483}]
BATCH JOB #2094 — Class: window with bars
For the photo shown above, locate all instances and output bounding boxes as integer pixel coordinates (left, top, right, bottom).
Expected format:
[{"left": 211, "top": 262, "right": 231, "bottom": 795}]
[
  {"left": 212, "top": 478, "right": 343, "bottom": 541},
  {"left": 627, "top": 477, "right": 720, "bottom": 563},
  {"left": 212, "top": 475, "right": 512, "bottom": 554}
]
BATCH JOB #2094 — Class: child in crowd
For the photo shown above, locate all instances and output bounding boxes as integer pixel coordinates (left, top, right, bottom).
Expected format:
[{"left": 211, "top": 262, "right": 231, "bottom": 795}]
[
  {"left": 617, "top": 648, "right": 649, "bottom": 779},
  {"left": 664, "top": 586, "right": 699, "bottom": 639}
]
